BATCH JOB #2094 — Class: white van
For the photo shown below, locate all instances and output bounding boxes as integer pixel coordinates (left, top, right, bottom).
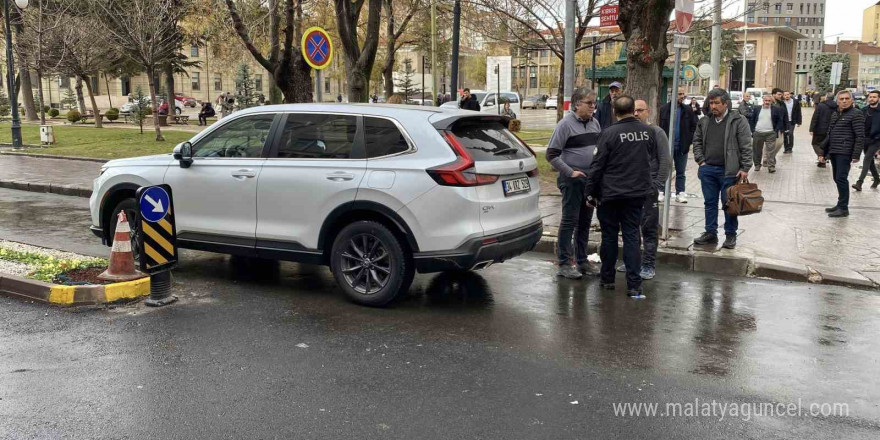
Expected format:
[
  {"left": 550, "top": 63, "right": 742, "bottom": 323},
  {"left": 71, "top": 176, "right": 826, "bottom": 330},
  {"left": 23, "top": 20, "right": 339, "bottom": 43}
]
[{"left": 441, "top": 90, "right": 522, "bottom": 115}]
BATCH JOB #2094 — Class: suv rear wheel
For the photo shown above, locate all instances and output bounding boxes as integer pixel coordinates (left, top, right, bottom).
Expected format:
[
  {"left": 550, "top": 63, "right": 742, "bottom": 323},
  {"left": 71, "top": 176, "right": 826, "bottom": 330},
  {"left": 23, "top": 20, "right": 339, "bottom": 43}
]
[
  {"left": 109, "top": 198, "right": 141, "bottom": 262},
  {"left": 330, "top": 221, "right": 413, "bottom": 306}
]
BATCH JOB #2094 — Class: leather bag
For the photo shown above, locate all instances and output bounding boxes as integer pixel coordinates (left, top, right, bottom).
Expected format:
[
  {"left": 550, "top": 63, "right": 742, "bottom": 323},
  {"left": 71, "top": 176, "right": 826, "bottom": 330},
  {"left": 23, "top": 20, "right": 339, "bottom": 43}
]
[{"left": 725, "top": 179, "right": 764, "bottom": 217}]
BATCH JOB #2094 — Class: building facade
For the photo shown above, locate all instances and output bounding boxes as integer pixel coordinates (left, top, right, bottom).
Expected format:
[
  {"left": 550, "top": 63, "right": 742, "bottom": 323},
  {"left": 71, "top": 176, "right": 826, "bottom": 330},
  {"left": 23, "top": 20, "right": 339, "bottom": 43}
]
[
  {"left": 858, "top": 45, "right": 880, "bottom": 91},
  {"left": 862, "top": 1, "right": 880, "bottom": 43},
  {"left": 727, "top": 22, "right": 803, "bottom": 92},
  {"left": 746, "top": 0, "right": 826, "bottom": 88}
]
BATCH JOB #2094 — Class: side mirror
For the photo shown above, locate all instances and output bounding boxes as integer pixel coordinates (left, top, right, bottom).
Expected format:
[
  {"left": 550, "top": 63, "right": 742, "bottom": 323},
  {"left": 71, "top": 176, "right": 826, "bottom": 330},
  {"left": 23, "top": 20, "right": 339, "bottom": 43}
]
[{"left": 173, "top": 141, "right": 194, "bottom": 168}]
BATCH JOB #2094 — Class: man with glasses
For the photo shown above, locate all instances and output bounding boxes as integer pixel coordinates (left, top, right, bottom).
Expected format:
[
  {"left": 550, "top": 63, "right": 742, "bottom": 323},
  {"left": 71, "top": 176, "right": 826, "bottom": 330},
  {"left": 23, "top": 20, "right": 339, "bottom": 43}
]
[
  {"left": 822, "top": 90, "right": 865, "bottom": 217},
  {"left": 659, "top": 86, "right": 698, "bottom": 204},
  {"left": 546, "top": 87, "right": 602, "bottom": 279}
]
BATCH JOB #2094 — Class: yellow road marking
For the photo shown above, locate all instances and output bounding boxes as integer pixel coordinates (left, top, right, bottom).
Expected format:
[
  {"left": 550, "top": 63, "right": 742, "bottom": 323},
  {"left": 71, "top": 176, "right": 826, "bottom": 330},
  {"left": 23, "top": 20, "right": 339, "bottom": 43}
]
[{"left": 143, "top": 223, "right": 175, "bottom": 256}]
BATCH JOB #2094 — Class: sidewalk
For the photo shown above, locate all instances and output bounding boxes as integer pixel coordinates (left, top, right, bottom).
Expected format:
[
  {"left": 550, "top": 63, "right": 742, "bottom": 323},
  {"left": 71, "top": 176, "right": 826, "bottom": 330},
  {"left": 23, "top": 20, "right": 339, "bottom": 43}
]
[{"left": 2, "top": 107, "right": 879, "bottom": 286}]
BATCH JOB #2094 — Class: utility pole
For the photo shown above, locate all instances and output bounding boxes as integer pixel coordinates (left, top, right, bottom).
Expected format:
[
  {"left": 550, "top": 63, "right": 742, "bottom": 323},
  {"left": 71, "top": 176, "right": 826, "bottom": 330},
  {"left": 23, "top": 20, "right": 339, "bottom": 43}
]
[
  {"left": 591, "top": 36, "right": 597, "bottom": 90},
  {"left": 563, "top": 0, "right": 574, "bottom": 110},
  {"left": 422, "top": 56, "right": 426, "bottom": 105},
  {"left": 450, "top": 0, "right": 461, "bottom": 102},
  {"left": 710, "top": 0, "right": 722, "bottom": 88},
  {"left": 431, "top": 0, "right": 437, "bottom": 105}
]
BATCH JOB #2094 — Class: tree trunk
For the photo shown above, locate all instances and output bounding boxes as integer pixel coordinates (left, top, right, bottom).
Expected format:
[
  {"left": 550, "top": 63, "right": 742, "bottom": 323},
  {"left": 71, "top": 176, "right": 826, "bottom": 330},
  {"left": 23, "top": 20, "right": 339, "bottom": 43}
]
[
  {"left": 36, "top": 71, "right": 46, "bottom": 125},
  {"left": 165, "top": 64, "right": 176, "bottom": 112},
  {"left": 19, "top": 67, "right": 38, "bottom": 121},
  {"left": 346, "top": 66, "right": 369, "bottom": 103},
  {"left": 82, "top": 75, "right": 102, "bottom": 128},
  {"left": 383, "top": 0, "right": 395, "bottom": 99},
  {"left": 335, "top": 0, "right": 382, "bottom": 103},
  {"left": 148, "top": 71, "right": 164, "bottom": 141},
  {"left": 104, "top": 73, "right": 113, "bottom": 108},
  {"left": 276, "top": 55, "right": 313, "bottom": 104},
  {"left": 75, "top": 77, "right": 87, "bottom": 114},
  {"left": 618, "top": 0, "right": 675, "bottom": 125},
  {"left": 556, "top": 60, "right": 564, "bottom": 122}
]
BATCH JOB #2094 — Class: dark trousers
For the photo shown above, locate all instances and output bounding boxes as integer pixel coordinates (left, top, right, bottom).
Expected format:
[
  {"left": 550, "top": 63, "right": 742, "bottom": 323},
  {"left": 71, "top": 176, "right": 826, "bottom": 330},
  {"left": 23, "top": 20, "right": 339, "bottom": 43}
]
[
  {"left": 857, "top": 143, "right": 880, "bottom": 183},
  {"left": 698, "top": 164, "right": 738, "bottom": 236},
  {"left": 812, "top": 134, "right": 826, "bottom": 158},
  {"left": 641, "top": 190, "right": 660, "bottom": 269},
  {"left": 673, "top": 148, "right": 688, "bottom": 194},
  {"left": 829, "top": 154, "right": 852, "bottom": 211},
  {"left": 783, "top": 123, "right": 794, "bottom": 152},
  {"left": 597, "top": 197, "right": 645, "bottom": 291},
  {"left": 198, "top": 114, "right": 209, "bottom": 125},
  {"left": 556, "top": 174, "right": 594, "bottom": 266}
]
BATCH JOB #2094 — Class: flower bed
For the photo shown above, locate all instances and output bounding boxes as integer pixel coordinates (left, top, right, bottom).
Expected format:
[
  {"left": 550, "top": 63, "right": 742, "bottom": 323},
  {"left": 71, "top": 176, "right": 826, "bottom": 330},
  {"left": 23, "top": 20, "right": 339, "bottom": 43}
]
[{"left": 0, "top": 241, "right": 108, "bottom": 285}]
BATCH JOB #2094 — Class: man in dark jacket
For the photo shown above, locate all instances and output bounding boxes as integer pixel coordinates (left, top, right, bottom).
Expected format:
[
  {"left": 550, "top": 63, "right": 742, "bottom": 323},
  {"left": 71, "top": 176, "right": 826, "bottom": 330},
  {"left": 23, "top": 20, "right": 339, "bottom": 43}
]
[
  {"left": 659, "top": 86, "right": 699, "bottom": 203},
  {"left": 596, "top": 81, "right": 622, "bottom": 129},
  {"left": 823, "top": 90, "right": 865, "bottom": 217},
  {"left": 748, "top": 94, "right": 786, "bottom": 172},
  {"left": 782, "top": 91, "right": 802, "bottom": 153},
  {"left": 810, "top": 93, "right": 836, "bottom": 167},
  {"left": 854, "top": 90, "right": 880, "bottom": 191},
  {"left": 583, "top": 95, "right": 654, "bottom": 298},
  {"left": 692, "top": 88, "right": 752, "bottom": 249},
  {"left": 459, "top": 88, "right": 481, "bottom": 111}
]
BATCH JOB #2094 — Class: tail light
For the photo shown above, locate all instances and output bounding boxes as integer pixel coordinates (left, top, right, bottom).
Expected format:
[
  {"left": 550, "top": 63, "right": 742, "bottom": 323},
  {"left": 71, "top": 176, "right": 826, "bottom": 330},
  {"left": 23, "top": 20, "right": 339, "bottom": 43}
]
[
  {"left": 427, "top": 131, "right": 499, "bottom": 187},
  {"left": 526, "top": 168, "right": 539, "bottom": 177}
]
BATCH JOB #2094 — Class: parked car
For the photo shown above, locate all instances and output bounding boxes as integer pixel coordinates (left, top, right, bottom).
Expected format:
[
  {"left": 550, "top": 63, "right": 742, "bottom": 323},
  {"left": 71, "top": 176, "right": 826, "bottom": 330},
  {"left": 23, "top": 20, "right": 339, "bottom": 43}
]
[
  {"left": 89, "top": 104, "right": 542, "bottom": 306},
  {"left": 545, "top": 95, "right": 558, "bottom": 110},
  {"left": 522, "top": 95, "right": 548, "bottom": 110},
  {"left": 121, "top": 97, "right": 183, "bottom": 115},
  {"left": 730, "top": 91, "right": 743, "bottom": 110}
]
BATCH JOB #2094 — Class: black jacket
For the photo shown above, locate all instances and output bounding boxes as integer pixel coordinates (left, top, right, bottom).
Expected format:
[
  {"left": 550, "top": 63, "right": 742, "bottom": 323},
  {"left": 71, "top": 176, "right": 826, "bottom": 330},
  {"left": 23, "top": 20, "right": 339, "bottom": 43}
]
[
  {"left": 597, "top": 94, "right": 613, "bottom": 129},
  {"left": 658, "top": 101, "right": 698, "bottom": 154},
  {"left": 773, "top": 99, "right": 790, "bottom": 128},
  {"left": 748, "top": 105, "right": 785, "bottom": 133},
  {"left": 785, "top": 99, "right": 803, "bottom": 126},
  {"left": 460, "top": 95, "right": 480, "bottom": 111},
  {"left": 583, "top": 116, "right": 654, "bottom": 202},
  {"left": 863, "top": 105, "right": 880, "bottom": 147},
  {"left": 824, "top": 106, "right": 865, "bottom": 161},
  {"left": 810, "top": 99, "right": 837, "bottom": 137}
]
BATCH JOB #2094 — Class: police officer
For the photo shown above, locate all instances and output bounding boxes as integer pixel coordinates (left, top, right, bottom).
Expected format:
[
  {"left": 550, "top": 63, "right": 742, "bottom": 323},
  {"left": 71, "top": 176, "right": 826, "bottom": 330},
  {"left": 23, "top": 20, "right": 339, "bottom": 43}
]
[{"left": 584, "top": 95, "right": 655, "bottom": 298}]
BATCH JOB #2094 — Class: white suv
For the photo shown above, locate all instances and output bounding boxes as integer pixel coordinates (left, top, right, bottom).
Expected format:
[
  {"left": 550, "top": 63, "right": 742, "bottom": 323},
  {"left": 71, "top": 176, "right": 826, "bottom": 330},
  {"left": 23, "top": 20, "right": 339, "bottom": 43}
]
[{"left": 89, "top": 104, "right": 543, "bottom": 305}]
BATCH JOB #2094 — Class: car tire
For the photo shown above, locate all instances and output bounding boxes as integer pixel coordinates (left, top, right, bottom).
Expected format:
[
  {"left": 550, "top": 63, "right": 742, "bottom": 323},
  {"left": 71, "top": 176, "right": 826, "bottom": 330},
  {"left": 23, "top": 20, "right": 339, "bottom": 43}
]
[
  {"left": 109, "top": 198, "right": 141, "bottom": 262},
  {"left": 330, "top": 221, "right": 413, "bottom": 307},
  {"left": 175, "top": 107, "right": 182, "bottom": 115}
]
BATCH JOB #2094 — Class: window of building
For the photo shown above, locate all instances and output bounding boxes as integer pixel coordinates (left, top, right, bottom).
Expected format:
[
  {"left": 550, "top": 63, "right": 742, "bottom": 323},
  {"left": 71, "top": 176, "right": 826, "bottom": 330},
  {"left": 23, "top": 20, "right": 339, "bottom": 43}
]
[
  {"left": 214, "top": 74, "right": 222, "bottom": 91},
  {"left": 819, "top": 3, "right": 823, "bottom": 14},
  {"left": 191, "top": 45, "right": 199, "bottom": 57},
  {"left": 276, "top": 114, "right": 358, "bottom": 159},
  {"left": 254, "top": 74, "right": 262, "bottom": 92},
  {"left": 785, "top": 18, "right": 791, "bottom": 26},
  {"left": 58, "top": 77, "right": 70, "bottom": 88},
  {"left": 774, "top": 2, "right": 781, "bottom": 13},
  {"left": 364, "top": 117, "right": 410, "bottom": 158},
  {"left": 760, "top": 17, "right": 768, "bottom": 24},
  {"left": 786, "top": 3, "right": 792, "bottom": 11},
  {"left": 324, "top": 77, "right": 330, "bottom": 94},
  {"left": 748, "top": 15, "right": 755, "bottom": 23},
  {"left": 121, "top": 77, "right": 131, "bottom": 96},
  {"left": 800, "top": 3, "right": 803, "bottom": 13},
  {"left": 191, "top": 72, "right": 200, "bottom": 91},
  {"left": 773, "top": 17, "right": 780, "bottom": 25}
]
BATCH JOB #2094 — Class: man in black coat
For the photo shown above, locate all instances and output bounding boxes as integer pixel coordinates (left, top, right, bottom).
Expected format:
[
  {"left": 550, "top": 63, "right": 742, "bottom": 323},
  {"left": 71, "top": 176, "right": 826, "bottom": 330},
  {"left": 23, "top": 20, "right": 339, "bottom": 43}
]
[
  {"left": 659, "top": 86, "right": 699, "bottom": 203},
  {"left": 458, "top": 88, "right": 481, "bottom": 111},
  {"left": 596, "top": 81, "right": 622, "bottom": 129},
  {"left": 782, "top": 91, "right": 802, "bottom": 153},
  {"left": 854, "top": 90, "right": 880, "bottom": 191},
  {"left": 810, "top": 93, "right": 837, "bottom": 167},
  {"left": 822, "top": 90, "right": 865, "bottom": 217}
]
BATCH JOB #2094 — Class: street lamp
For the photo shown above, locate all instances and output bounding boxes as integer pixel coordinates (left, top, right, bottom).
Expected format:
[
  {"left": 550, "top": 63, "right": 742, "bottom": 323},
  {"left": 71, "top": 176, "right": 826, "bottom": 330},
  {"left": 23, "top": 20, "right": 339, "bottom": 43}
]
[{"left": 5, "top": 0, "right": 28, "bottom": 149}]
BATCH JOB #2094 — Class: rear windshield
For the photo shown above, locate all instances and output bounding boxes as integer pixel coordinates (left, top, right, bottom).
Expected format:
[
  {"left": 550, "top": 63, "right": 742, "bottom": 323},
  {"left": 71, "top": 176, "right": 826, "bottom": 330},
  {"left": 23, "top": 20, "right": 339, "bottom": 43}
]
[{"left": 450, "top": 120, "right": 532, "bottom": 161}]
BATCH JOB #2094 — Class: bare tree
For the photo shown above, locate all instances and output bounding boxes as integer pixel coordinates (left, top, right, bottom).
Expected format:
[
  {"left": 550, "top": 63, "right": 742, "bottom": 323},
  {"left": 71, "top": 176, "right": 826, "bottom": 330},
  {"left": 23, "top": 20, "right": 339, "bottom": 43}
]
[
  {"left": 334, "top": 0, "right": 383, "bottom": 102},
  {"left": 56, "top": 16, "right": 115, "bottom": 128},
  {"left": 91, "top": 0, "right": 186, "bottom": 141},
  {"left": 382, "top": 0, "right": 419, "bottom": 99},
  {"left": 618, "top": 0, "right": 675, "bottom": 124},
  {"left": 224, "top": 0, "right": 313, "bottom": 103}
]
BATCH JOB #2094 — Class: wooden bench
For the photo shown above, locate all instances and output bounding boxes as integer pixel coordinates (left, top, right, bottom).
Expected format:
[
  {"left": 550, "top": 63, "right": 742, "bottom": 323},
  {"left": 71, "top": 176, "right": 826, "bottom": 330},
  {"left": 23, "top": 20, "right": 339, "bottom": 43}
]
[{"left": 172, "top": 115, "right": 190, "bottom": 125}]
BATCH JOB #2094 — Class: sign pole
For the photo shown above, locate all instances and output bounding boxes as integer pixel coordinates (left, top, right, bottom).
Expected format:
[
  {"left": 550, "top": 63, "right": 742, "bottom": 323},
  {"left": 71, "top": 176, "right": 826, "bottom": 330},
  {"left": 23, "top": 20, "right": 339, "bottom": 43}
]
[
  {"left": 302, "top": 27, "right": 334, "bottom": 102},
  {"left": 136, "top": 184, "right": 179, "bottom": 307},
  {"left": 663, "top": 36, "right": 686, "bottom": 242},
  {"left": 316, "top": 70, "right": 323, "bottom": 103}
]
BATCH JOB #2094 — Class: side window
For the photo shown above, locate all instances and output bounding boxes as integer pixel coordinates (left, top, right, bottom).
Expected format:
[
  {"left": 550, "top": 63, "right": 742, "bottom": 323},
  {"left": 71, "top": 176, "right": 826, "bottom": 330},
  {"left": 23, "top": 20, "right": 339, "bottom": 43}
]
[
  {"left": 192, "top": 114, "right": 274, "bottom": 158},
  {"left": 364, "top": 117, "right": 409, "bottom": 158},
  {"left": 276, "top": 113, "right": 357, "bottom": 159}
]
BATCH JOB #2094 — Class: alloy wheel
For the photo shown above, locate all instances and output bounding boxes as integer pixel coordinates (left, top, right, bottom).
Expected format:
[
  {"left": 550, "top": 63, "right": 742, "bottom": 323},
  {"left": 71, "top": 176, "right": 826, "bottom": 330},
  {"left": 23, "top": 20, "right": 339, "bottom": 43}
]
[{"left": 339, "top": 233, "right": 391, "bottom": 295}]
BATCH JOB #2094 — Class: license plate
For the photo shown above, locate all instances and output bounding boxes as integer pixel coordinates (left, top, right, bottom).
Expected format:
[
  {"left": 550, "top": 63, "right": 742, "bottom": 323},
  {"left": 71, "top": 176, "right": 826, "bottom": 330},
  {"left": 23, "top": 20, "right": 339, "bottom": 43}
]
[{"left": 502, "top": 177, "right": 530, "bottom": 196}]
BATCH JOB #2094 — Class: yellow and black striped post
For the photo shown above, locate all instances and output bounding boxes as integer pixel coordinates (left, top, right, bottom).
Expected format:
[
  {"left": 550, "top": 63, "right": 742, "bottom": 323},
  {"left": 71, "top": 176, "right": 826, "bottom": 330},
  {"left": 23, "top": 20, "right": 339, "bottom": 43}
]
[{"left": 136, "top": 184, "right": 179, "bottom": 307}]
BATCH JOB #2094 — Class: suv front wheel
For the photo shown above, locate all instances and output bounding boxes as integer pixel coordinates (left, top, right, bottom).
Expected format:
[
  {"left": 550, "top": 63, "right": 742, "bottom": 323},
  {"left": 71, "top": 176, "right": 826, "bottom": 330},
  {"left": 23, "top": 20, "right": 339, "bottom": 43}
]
[{"left": 330, "top": 221, "right": 413, "bottom": 306}]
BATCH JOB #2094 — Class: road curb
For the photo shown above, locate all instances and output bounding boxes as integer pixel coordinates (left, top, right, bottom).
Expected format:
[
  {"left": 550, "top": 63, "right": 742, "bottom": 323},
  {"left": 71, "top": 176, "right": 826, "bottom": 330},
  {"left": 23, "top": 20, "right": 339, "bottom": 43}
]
[
  {"left": 537, "top": 234, "right": 878, "bottom": 289},
  {"left": 0, "top": 273, "right": 150, "bottom": 306},
  {"left": 0, "top": 150, "right": 107, "bottom": 163},
  {"left": 0, "top": 179, "right": 92, "bottom": 198}
]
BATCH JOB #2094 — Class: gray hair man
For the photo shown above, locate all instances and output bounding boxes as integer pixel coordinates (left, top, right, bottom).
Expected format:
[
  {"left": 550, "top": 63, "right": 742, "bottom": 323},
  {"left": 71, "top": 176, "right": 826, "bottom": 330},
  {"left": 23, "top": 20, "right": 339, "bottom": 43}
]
[
  {"left": 692, "top": 88, "right": 752, "bottom": 249},
  {"left": 822, "top": 90, "right": 865, "bottom": 217},
  {"left": 546, "top": 87, "right": 602, "bottom": 279}
]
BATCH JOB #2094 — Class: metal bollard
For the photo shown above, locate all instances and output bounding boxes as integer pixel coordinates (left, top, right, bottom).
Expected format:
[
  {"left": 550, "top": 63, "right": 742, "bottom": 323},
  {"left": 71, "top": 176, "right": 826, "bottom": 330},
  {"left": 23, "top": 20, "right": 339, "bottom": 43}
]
[{"left": 145, "top": 271, "right": 177, "bottom": 307}]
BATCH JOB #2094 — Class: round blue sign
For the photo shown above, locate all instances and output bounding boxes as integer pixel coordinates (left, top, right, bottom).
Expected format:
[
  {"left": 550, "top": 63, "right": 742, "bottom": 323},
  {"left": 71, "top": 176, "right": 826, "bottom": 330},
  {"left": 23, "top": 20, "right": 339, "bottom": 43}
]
[{"left": 139, "top": 186, "right": 170, "bottom": 223}]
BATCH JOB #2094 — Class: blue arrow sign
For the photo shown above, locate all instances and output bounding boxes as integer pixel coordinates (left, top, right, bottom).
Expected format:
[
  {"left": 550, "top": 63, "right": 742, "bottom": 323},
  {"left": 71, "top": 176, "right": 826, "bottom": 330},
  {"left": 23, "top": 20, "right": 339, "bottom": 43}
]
[{"left": 139, "top": 186, "right": 170, "bottom": 223}]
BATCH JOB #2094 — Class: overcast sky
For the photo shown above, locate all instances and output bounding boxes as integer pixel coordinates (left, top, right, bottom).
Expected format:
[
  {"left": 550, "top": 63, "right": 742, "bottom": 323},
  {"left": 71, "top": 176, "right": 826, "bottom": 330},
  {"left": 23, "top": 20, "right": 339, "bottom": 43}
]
[{"left": 822, "top": 0, "right": 878, "bottom": 42}]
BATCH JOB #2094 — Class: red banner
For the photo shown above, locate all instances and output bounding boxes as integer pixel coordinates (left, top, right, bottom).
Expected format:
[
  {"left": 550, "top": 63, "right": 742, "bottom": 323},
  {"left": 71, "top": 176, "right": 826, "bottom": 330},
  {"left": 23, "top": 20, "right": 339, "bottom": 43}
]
[{"left": 599, "top": 5, "right": 619, "bottom": 28}]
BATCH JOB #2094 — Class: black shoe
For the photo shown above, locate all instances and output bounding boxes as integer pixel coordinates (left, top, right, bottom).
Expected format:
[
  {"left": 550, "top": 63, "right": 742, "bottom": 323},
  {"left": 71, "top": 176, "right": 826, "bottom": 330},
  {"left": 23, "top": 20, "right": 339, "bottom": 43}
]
[
  {"left": 784, "top": 150, "right": 792, "bottom": 154},
  {"left": 578, "top": 263, "right": 600, "bottom": 276},
  {"left": 768, "top": 166, "right": 776, "bottom": 173},
  {"left": 817, "top": 162, "right": 827, "bottom": 168},
  {"left": 693, "top": 232, "right": 718, "bottom": 245},
  {"left": 722, "top": 234, "right": 737, "bottom": 249},
  {"left": 627, "top": 289, "right": 645, "bottom": 298},
  {"left": 601, "top": 282, "right": 615, "bottom": 290},
  {"left": 853, "top": 181, "right": 863, "bottom": 191},
  {"left": 754, "top": 165, "right": 761, "bottom": 171},
  {"left": 825, "top": 206, "right": 839, "bottom": 213},
  {"left": 828, "top": 209, "right": 849, "bottom": 218},
  {"left": 872, "top": 180, "right": 879, "bottom": 189}
]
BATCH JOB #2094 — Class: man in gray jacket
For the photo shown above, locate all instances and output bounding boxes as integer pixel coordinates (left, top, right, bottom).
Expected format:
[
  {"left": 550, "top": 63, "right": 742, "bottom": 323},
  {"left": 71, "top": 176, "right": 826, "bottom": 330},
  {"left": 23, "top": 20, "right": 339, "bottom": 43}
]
[
  {"left": 546, "top": 87, "right": 602, "bottom": 279},
  {"left": 692, "top": 88, "right": 752, "bottom": 249}
]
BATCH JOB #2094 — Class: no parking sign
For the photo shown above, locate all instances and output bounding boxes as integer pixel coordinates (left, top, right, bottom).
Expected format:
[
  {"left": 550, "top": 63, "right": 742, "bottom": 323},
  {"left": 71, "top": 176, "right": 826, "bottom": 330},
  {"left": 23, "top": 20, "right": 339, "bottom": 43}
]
[{"left": 302, "top": 27, "right": 333, "bottom": 70}]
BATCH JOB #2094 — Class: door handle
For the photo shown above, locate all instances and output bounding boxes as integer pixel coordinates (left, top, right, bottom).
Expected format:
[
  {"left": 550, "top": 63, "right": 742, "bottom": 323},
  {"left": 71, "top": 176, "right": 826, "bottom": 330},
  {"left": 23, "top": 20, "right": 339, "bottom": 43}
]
[
  {"left": 232, "top": 169, "right": 257, "bottom": 178},
  {"left": 326, "top": 172, "right": 355, "bottom": 182}
]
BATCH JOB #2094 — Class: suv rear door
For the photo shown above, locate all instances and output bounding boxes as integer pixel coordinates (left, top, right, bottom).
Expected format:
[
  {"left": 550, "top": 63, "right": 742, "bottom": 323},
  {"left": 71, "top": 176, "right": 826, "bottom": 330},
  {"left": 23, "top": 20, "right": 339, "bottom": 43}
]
[
  {"left": 256, "top": 112, "right": 366, "bottom": 253},
  {"left": 445, "top": 118, "right": 540, "bottom": 235}
]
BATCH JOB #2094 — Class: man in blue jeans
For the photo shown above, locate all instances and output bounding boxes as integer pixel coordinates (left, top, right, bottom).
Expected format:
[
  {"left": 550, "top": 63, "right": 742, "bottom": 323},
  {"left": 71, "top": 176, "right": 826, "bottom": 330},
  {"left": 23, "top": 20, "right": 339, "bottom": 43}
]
[
  {"left": 659, "top": 86, "right": 698, "bottom": 204},
  {"left": 691, "top": 89, "right": 753, "bottom": 249}
]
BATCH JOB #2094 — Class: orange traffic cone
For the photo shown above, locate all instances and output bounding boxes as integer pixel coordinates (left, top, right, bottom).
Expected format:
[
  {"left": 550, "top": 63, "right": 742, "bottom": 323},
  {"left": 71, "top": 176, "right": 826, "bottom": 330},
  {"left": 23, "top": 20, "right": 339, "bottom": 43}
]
[{"left": 98, "top": 211, "right": 146, "bottom": 282}]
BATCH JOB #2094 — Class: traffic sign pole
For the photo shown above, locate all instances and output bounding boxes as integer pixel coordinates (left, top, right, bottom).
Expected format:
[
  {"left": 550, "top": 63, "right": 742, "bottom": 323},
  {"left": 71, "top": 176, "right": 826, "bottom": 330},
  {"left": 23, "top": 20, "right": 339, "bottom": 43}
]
[
  {"left": 663, "top": 38, "right": 684, "bottom": 242},
  {"left": 136, "top": 184, "right": 179, "bottom": 307},
  {"left": 302, "top": 26, "right": 333, "bottom": 103}
]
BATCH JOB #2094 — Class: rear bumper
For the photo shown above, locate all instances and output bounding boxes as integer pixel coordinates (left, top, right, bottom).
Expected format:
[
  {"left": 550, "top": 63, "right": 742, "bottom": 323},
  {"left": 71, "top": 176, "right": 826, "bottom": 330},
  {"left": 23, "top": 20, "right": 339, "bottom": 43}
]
[{"left": 413, "top": 220, "right": 543, "bottom": 273}]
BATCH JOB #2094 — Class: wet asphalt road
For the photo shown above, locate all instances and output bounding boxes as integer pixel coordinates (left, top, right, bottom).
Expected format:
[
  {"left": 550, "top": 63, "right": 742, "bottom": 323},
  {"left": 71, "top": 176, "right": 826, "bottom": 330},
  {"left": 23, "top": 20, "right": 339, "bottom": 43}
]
[{"left": 1, "top": 188, "right": 880, "bottom": 439}]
